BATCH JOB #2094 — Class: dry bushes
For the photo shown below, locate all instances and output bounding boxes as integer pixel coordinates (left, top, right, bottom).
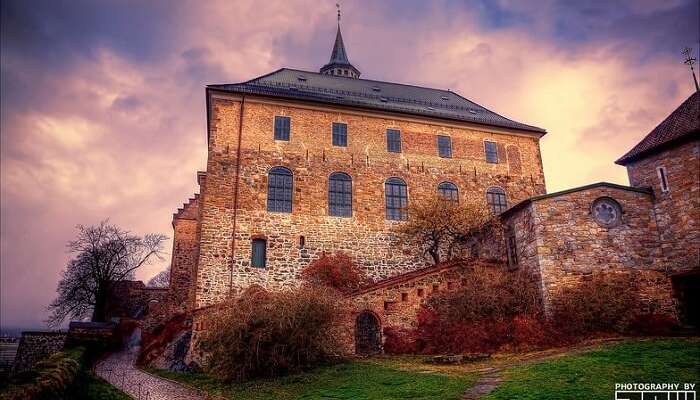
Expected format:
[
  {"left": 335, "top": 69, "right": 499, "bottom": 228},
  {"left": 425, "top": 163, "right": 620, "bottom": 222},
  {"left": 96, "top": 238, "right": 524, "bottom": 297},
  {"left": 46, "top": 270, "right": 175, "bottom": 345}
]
[
  {"left": 410, "top": 266, "right": 546, "bottom": 354},
  {"left": 387, "top": 268, "right": 664, "bottom": 355},
  {"left": 426, "top": 266, "right": 541, "bottom": 323},
  {"left": 550, "top": 273, "right": 640, "bottom": 335},
  {"left": 300, "top": 251, "right": 370, "bottom": 293},
  {"left": 197, "top": 285, "right": 348, "bottom": 382},
  {"left": 3, "top": 348, "right": 83, "bottom": 400}
]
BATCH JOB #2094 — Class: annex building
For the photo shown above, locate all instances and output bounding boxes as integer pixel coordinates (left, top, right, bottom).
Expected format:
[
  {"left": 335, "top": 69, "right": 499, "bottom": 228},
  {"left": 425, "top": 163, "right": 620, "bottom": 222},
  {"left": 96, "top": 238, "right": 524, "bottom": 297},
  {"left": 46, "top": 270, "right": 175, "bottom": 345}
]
[{"left": 150, "top": 21, "right": 698, "bottom": 358}]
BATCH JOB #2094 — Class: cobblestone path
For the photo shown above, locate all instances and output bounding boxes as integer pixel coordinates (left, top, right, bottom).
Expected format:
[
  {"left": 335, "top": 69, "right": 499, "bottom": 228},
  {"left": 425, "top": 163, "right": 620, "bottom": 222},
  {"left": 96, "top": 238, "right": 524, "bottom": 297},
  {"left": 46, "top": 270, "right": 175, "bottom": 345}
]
[{"left": 95, "top": 347, "right": 205, "bottom": 400}]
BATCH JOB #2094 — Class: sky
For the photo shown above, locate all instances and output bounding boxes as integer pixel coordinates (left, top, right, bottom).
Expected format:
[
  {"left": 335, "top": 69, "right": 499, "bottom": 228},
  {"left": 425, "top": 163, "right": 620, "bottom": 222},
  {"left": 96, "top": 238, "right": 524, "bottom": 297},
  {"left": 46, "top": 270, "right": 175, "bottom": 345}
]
[{"left": 1, "top": 0, "right": 699, "bottom": 330}]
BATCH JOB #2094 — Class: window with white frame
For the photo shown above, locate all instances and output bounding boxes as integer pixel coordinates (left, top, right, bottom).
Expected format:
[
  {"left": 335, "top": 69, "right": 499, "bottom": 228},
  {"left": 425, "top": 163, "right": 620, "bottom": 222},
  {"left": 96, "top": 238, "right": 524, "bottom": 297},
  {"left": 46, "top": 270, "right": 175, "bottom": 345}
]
[{"left": 657, "top": 166, "right": 669, "bottom": 193}]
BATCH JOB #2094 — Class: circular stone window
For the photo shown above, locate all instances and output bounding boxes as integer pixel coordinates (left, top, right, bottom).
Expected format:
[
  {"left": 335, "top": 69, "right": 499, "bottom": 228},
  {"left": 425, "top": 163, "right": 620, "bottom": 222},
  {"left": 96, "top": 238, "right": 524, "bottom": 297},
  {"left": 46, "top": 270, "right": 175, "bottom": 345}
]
[{"left": 591, "top": 197, "right": 622, "bottom": 227}]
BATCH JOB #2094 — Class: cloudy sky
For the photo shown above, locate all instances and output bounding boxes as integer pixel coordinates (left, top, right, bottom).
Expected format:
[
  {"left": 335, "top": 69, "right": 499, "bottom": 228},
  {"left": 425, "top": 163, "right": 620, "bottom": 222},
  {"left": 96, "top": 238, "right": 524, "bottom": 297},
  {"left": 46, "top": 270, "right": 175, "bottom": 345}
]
[{"left": 1, "top": 0, "right": 698, "bottom": 330}]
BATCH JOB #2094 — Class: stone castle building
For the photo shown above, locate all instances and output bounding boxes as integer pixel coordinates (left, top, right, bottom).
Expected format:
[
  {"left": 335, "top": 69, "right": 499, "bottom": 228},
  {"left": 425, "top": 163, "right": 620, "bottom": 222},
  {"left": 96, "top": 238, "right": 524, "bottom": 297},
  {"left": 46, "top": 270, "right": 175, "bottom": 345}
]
[{"left": 157, "top": 21, "right": 698, "bottom": 356}]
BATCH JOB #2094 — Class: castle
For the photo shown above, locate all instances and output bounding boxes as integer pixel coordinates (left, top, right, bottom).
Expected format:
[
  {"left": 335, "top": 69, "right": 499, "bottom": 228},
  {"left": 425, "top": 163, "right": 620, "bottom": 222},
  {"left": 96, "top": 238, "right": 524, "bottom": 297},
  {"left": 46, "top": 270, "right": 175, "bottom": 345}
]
[{"left": 156, "top": 21, "right": 698, "bottom": 357}]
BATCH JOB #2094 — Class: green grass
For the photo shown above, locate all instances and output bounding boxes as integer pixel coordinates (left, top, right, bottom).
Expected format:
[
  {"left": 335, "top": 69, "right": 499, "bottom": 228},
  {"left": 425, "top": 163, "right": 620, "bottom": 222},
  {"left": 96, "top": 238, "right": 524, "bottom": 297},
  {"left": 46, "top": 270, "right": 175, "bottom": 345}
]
[
  {"left": 149, "top": 360, "right": 476, "bottom": 400},
  {"left": 484, "top": 339, "right": 700, "bottom": 400},
  {"left": 68, "top": 368, "right": 131, "bottom": 400}
]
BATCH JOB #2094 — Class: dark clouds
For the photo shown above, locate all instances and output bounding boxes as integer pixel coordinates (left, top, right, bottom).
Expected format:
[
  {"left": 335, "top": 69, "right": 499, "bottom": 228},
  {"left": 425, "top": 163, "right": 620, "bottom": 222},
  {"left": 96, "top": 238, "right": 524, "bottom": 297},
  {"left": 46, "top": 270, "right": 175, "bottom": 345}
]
[{"left": 1, "top": 0, "right": 698, "bottom": 330}]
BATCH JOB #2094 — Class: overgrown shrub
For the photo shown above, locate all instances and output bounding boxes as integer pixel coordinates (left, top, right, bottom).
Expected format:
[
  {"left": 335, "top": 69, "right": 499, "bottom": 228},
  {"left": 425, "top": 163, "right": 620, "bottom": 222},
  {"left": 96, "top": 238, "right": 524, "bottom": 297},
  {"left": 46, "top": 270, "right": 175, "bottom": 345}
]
[
  {"left": 300, "top": 252, "right": 370, "bottom": 293},
  {"left": 413, "top": 266, "right": 545, "bottom": 354},
  {"left": 550, "top": 272, "right": 639, "bottom": 335},
  {"left": 2, "top": 348, "right": 83, "bottom": 400},
  {"left": 628, "top": 313, "right": 679, "bottom": 336},
  {"left": 383, "top": 327, "right": 417, "bottom": 354},
  {"left": 386, "top": 269, "right": 663, "bottom": 356},
  {"left": 197, "top": 285, "right": 348, "bottom": 382},
  {"left": 426, "top": 266, "right": 541, "bottom": 323}
]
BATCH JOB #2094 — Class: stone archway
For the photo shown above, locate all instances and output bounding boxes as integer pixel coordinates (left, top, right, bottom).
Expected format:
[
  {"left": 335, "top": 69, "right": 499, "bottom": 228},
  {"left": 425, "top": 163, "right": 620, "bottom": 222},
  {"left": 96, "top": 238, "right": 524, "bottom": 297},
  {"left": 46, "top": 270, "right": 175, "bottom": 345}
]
[{"left": 355, "top": 311, "right": 381, "bottom": 355}]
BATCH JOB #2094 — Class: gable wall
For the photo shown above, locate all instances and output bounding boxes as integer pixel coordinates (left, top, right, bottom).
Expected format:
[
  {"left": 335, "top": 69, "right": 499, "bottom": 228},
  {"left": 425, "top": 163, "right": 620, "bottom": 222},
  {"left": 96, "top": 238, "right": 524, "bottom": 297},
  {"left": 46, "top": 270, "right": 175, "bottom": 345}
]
[{"left": 626, "top": 139, "right": 700, "bottom": 273}]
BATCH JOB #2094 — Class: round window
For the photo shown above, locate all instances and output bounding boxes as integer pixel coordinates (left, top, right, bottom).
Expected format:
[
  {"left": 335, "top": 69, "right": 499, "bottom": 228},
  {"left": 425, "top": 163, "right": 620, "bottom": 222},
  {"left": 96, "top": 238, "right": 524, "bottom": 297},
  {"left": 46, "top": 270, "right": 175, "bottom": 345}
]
[{"left": 591, "top": 197, "right": 622, "bottom": 227}]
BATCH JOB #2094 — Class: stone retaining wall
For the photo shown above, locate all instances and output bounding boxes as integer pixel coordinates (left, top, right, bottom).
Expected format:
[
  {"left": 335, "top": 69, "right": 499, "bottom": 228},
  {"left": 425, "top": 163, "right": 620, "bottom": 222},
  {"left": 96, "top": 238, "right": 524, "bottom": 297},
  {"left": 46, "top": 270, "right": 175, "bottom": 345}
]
[{"left": 11, "top": 332, "right": 67, "bottom": 374}]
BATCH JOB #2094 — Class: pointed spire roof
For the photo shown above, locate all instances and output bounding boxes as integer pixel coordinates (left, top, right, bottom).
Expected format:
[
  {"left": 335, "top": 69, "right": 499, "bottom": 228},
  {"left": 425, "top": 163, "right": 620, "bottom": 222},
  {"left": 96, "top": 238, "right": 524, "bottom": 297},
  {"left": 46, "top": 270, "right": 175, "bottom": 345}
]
[
  {"left": 328, "top": 24, "right": 349, "bottom": 65},
  {"left": 320, "top": 21, "right": 360, "bottom": 78}
]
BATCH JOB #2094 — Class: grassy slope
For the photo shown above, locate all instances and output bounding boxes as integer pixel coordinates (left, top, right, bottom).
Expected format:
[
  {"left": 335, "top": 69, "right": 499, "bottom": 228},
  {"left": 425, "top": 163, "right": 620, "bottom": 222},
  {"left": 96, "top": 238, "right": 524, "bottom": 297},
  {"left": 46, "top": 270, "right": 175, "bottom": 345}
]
[
  {"left": 485, "top": 339, "right": 700, "bottom": 400},
  {"left": 150, "top": 361, "right": 476, "bottom": 400},
  {"left": 68, "top": 368, "right": 131, "bottom": 400}
]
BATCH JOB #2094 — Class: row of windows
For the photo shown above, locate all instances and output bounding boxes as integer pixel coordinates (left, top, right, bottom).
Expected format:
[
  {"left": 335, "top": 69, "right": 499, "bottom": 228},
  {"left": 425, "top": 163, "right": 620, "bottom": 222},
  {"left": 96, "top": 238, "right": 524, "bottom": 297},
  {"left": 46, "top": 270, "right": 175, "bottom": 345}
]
[
  {"left": 273, "top": 116, "right": 501, "bottom": 162},
  {"left": 267, "top": 166, "right": 509, "bottom": 219}
]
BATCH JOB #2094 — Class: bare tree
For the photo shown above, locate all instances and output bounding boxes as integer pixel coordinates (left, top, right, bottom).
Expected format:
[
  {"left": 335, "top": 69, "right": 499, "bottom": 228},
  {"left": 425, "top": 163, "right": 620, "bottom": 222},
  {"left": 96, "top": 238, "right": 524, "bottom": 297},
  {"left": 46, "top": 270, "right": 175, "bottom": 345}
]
[
  {"left": 147, "top": 267, "right": 170, "bottom": 288},
  {"left": 48, "top": 220, "right": 167, "bottom": 327},
  {"left": 394, "top": 194, "right": 499, "bottom": 264}
]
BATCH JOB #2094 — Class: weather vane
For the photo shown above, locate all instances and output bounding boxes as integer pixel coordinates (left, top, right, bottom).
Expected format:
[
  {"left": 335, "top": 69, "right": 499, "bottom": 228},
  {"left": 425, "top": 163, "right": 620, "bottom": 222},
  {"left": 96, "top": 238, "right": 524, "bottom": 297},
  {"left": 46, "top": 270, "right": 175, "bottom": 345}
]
[
  {"left": 682, "top": 47, "right": 700, "bottom": 92},
  {"left": 336, "top": 3, "right": 341, "bottom": 23}
]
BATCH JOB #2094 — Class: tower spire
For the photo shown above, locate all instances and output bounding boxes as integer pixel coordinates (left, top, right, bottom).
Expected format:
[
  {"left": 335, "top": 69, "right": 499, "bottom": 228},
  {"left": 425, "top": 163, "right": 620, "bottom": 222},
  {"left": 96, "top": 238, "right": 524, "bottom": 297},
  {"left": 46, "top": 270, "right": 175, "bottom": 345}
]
[{"left": 320, "top": 4, "right": 360, "bottom": 78}]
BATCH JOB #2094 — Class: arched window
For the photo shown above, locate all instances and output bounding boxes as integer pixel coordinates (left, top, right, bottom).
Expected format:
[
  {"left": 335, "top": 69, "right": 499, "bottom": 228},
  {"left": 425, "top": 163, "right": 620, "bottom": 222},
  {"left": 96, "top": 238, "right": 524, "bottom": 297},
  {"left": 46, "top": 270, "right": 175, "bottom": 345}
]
[
  {"left": 385, "top": 177, "right": 408, "bottom": 220},
  {"left": 486, "top": 187, "right": 507, "bottom": 214},
  {"left": 437, "top": 182, "right": 459, "bottom": 202},
  {"left": 267, "top": 167, "right": 293, "bottom": 212},
  {"left": 329, "top": 172, "right": 352, "bottom": 217}
]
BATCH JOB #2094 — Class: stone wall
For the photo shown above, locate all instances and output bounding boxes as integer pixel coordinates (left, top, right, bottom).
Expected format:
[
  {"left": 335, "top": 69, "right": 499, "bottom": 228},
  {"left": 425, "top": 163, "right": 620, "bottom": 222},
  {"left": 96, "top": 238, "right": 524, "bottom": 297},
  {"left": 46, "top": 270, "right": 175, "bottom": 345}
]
[
  {"left": 170, "top": 192, "right": 201, "bottom": 313},
  {"left": 194, "top": 94, "right": 546, "bottom": 308},
  {"left": 12, "top": 332, "right": 67, "bottom": 374},
  {"left": 105, "top": 280, "right": 169, "bottom": 321},
  {"left": 626, "top": 139, "right": 700, "bottom": 273},
  {"left": 504, "top": 183, "right": 676, "bottom": 316},
  {"left": 350, "top": 259, "right": 504, "bottom": 333}
]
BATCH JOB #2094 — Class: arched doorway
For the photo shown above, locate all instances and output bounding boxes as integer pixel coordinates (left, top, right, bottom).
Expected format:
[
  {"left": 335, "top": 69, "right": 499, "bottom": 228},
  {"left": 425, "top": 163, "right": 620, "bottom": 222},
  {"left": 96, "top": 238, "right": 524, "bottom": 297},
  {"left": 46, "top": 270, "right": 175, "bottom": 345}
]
[{"left": 355, "top": 311, "right": 381, "bottom": 355}]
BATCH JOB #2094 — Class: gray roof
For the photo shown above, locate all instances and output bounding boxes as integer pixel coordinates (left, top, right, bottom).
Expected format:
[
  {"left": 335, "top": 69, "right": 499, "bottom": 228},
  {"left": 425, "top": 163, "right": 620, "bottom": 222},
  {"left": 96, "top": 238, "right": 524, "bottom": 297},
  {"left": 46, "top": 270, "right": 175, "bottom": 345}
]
[
  {"left": 616, "top": 91, "right": 699, "bottom": 165},
  {"left": 327, "top": 24, "right": 350, "bottom": 66},
  {"left": 208, "top": 68, "right": 546, "bottom": 134}
]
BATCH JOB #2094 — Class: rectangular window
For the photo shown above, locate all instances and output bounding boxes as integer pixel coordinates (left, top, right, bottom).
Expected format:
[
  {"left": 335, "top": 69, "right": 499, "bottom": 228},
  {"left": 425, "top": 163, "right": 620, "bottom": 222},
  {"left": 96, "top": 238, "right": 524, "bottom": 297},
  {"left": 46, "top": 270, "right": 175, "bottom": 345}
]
[
  {"left": 387, "top": 129, "right": 401, "bottom": 153},
  {"left": 657, "top": 166, "right": 669, "bottom": 193},
  {"left": 437, "top": 135, "right": 452, "bottom": 158},
  {"left": 274, "top": 116, "right": 290, "bottom": 141},
  {"left": 251, "top": 238, "right": 267, "bottom": 268},
  {"left": 506, "top": 228, "right": 518, "bottom": 268},
  {"left": 332, "top": 122, "right": 347, "bottom": 147},
  {"left": 484, "top": 141, "right": 498, "bottom": 163}
]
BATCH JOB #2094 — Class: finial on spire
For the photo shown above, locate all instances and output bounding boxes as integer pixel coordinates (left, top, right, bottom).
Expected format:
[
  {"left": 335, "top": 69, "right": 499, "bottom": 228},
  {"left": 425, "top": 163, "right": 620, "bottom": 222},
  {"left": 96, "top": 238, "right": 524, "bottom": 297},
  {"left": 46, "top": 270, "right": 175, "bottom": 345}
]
[
  {"left": 319, "top": 3, "right": 360, "bottom": 78},
  {"left": 682, "top": 47, "right": 700, "bottom": 92}
]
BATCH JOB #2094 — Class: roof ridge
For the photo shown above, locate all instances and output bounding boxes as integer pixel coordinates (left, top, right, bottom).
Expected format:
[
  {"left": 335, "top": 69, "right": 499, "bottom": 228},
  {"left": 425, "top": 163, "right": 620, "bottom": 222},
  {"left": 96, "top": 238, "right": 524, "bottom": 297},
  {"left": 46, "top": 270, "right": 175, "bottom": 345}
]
[
  {"left": 242, "top": 79, "right": 482, "bottom": 111},
  {"left": 269, "top": 68, "right": 456, "bottom": 94}
]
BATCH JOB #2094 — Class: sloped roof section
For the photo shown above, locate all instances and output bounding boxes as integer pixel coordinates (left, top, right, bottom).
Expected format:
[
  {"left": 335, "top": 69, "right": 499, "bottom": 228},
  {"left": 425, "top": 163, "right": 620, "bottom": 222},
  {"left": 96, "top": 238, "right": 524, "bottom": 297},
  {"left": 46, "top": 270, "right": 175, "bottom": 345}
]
[
  {"left": 616, "top": 91, "right": 700, "bottom": 165},
  {"left": 328, "top": 25, "right": 350, "bottom": 65},
  {"left": 208, "top": 68, "right": 546, "bottom": 134}
]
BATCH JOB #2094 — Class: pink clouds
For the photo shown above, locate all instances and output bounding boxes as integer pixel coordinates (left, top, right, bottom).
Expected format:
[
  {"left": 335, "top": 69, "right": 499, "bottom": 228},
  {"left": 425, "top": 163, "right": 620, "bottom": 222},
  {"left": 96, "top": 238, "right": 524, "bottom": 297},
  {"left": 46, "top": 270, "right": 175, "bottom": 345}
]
[{"left": 1, "top": 0, "right": 697, "bottom": 329}]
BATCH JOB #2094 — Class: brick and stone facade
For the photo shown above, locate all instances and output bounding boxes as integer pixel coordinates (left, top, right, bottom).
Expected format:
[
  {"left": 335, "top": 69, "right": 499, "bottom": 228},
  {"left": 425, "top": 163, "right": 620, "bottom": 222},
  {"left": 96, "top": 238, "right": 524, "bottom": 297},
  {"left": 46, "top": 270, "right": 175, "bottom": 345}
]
[
  {"left": 625, "top": 140, "right": 700, "bottom": 273},
  {"left": 502, "top": 183, "right": 676, "bottom": 316},
  {"left": 150, "top": 32, "right": 697, "bottom": 361},
  {"left": 193, "top": 95, "right": 546, "bottom": 309}
]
